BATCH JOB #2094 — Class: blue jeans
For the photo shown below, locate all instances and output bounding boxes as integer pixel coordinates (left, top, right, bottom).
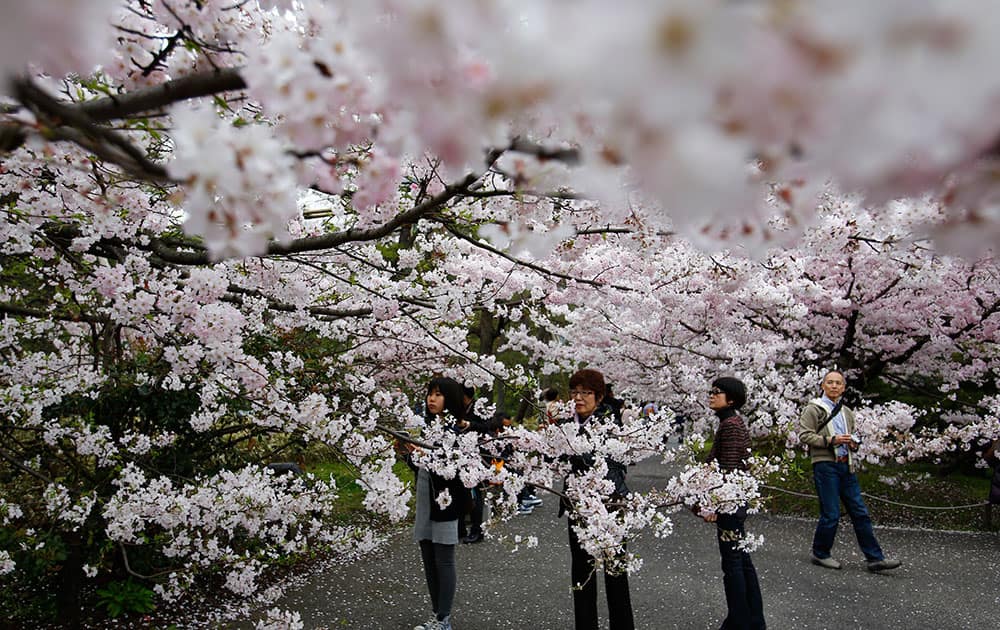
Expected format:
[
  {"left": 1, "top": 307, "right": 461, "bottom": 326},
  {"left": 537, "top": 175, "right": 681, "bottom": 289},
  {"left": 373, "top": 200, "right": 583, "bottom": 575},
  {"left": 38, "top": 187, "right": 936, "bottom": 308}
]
[
  {"left": 811, "top": 461, "right": 884, "bottom": 562},
  {"left": 717, "top": 508, "right": 765, "bottom": 630}
]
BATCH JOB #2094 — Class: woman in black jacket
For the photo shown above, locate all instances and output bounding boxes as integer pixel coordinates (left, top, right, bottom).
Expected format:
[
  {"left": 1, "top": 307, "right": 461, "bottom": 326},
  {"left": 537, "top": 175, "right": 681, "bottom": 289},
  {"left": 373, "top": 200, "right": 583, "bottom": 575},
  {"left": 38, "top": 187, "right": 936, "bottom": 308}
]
[
  {"left": 404, "top": 376, "right": 472, "bottom": 630},
  {"left": 558, "top": 368, "right": 634, "bottom": 630}
]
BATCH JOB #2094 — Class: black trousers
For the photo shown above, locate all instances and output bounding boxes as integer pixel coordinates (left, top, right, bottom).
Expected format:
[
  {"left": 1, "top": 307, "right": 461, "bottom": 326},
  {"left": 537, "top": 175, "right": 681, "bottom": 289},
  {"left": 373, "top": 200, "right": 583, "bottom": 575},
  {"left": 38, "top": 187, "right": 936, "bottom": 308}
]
[
  {"left": 716, "top": 508, "right": 765, "bottom": 630},
  {"left": 568, "top": 520, "right": 634, "bottom": 630},
  {"left": 458, "top": 487, "right": 485, "bottom": 538}
]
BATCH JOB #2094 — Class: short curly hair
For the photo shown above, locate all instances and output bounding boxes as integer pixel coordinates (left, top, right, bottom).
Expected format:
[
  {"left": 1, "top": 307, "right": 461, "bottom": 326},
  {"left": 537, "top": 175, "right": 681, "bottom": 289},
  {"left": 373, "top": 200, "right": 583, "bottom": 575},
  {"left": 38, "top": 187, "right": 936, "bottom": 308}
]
[{"left": 569, "top": 368, "right": 606, "bottom": 403}]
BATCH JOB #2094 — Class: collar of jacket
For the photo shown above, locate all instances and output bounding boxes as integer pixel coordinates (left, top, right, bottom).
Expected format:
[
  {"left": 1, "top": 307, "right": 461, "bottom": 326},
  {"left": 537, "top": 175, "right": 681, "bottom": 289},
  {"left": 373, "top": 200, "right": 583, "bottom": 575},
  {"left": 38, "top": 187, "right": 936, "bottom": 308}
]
[{"left": 574, "top": 403, "right": 613, "bottom": 424}]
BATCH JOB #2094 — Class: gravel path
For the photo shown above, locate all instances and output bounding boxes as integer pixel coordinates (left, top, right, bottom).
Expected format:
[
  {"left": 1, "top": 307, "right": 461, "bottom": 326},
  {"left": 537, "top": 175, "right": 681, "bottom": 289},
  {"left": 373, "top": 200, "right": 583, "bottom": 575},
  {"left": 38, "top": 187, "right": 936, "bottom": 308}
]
[{"left": 234, "top": 452, "right": 1000, "bottom": 630}]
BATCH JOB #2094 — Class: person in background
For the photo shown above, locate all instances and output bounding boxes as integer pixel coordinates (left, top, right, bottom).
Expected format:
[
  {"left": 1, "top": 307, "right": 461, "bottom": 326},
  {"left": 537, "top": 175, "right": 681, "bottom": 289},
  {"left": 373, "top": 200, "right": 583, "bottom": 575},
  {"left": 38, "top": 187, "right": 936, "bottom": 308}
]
[
  {"left": 641, "top": 400, "right": 658, "bottom": 419},
  {"left": 798, "top": 370, "right": 901, "bottom": 573},
  {"left": 673, "top": 412, "right": 687, "bottom": 440},
  {"left": 698, "top": 376, "right": 765, "bottom": 630},
  {"left": 457, "top": 385, "right": 496, "bottom": 544},
  {"left": 543, "top": 387, "right": 562, "bottom": 425},
  {"left": 604, "top": 382, "right": 624, "bottom": 423},
  {"left": 621, "top": 400, "right": 639, "bottom": 424},
  {"left": 513, "top": 393, "right": 549, "bottom": 514},
  {"left": 985, "top": 438, "right": 1000, "bottom": 508}
]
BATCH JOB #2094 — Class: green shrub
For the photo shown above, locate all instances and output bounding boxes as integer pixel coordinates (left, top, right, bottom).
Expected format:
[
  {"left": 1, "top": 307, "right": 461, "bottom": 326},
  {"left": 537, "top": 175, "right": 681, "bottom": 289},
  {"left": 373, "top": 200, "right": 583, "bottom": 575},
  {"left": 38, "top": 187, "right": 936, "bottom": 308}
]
[{"left": 96, "top": 579, "right": 156, "bottom": 618}]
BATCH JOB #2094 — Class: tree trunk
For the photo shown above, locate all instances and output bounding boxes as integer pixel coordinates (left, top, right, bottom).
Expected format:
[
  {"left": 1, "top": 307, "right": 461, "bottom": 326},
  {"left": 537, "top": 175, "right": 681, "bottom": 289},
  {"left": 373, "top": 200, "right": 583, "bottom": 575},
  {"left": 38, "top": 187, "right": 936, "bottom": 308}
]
[
  {"left": 477, "top": 310, "right": 498, "bottom": 401},
  {"left": 55, "top": 532, "right": 83, "bottom": 628}
]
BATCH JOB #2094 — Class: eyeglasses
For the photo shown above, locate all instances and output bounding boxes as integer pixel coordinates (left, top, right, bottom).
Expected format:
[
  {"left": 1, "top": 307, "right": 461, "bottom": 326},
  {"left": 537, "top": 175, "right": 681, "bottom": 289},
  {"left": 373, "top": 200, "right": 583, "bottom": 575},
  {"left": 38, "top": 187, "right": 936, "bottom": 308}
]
[
  {"left": 569, "top": 390, "right": 595, "bottom": 398},
  {"left": 709, "top": 388, "right": 724, "bottom": 396}
]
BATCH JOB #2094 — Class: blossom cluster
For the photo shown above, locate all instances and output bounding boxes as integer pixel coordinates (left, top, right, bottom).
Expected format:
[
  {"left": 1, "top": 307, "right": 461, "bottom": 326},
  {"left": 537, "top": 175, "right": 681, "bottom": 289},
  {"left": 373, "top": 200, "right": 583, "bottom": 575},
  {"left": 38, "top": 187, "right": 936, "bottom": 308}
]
[{"left": 102, "top": 463, "right": 341, "bottom": 597}]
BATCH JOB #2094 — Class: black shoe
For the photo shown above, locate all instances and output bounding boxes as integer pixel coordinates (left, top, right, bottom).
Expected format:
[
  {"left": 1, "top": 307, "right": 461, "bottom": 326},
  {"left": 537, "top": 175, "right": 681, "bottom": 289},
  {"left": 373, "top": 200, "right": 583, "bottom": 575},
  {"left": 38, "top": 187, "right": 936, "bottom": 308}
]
[{"left": 461, "top": 533, "right": 484, "bottom": 544}]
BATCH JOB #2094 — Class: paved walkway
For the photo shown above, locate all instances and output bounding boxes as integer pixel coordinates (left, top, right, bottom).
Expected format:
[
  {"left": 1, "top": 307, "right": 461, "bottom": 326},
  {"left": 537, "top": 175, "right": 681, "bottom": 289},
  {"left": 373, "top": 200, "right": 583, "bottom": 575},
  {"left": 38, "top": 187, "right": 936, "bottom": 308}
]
[{"left": 237, "top": 454, "right": 999, "bottom": 630}]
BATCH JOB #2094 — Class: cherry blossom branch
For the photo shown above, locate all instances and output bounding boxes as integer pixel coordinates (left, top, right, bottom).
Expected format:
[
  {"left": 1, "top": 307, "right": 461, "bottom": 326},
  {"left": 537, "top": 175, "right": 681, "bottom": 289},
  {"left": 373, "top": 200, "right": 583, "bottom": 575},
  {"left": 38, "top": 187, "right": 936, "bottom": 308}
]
[
  {"left": 119, "top": 543, "right": 177, "bottom": 580},
  {"left": 0, "top": 302, "right": 109, "bottom": 324},
  {"left": 79, "top": 68, "right": 246, "bottom": 121},
  {"left": 626, "top": 331, "right": 727, "bottom": 362},
  {"left": 284, "top": 255, "right": 518, "bottom": 385},
  {"left": 10, "top": 77, "right": 169, "bottom": 180},
  {"left": 440, "top": 223, "right": 638, "bottom": 292},
  {"left": 376, "top": 425, "right": 571, "bottom": 500},
  {"left": 221, "top": 285, "right": 374, "bottom": 320},
  {"left": 459, "top": 189, "right": 585, "bottom": 201},
  {"left": 376, "top": 425, "right": 437, "bottom": 451},
  {"left": 281, "top": 257, "right": 434, "bottom": 311},
  {"left": 0, "top": 445, "right": 54, "bottom": 485},
  {"left": 149, "top": 150, "right": 505, "bottom": 265},
  {"left": 507, "top": 137, "right": 581, "bottom": 165},
  {"left": 861, "top": 296, "right": 1000, "bottom": 384}
]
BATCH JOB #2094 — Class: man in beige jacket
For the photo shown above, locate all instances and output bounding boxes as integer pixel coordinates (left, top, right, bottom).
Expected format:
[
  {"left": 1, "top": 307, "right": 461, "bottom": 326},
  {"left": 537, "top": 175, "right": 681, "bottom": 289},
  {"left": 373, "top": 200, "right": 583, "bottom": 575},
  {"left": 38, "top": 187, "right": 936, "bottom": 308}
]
[{"left": 798, "top": 370, "right": 901, "bottom": 572}]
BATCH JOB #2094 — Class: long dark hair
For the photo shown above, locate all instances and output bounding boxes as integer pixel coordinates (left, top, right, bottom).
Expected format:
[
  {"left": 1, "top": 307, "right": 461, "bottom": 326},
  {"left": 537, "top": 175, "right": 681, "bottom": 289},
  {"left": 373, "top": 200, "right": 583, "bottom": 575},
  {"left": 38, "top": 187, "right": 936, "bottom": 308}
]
[{"left": 425, "top": 376, "right": 466, "bottom": 423}]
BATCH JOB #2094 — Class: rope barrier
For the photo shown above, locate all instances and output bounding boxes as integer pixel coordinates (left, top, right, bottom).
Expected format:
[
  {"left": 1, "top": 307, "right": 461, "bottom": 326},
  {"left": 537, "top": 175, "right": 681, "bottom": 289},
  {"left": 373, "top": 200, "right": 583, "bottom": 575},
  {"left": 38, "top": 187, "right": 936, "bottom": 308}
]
[
  {"left": 762, "top": 484, "right": 990, "bottom": 511},
  {"left": 762, "top": 485, "right": 816, "bottom": 499},
  {"left": 859, "top": 494, "right": 988, "bottom": 511}
]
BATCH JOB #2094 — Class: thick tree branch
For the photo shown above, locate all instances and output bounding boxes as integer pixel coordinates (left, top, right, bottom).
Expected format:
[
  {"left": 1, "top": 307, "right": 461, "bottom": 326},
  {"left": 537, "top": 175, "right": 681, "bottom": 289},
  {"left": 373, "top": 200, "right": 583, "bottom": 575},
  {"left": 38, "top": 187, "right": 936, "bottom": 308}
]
[
  {"left": 0, "top": 302, "right": 108, "bottom": 324},
  {"left": 79, "top": 68, "right": 247, "bottom": 121},
  {"left": 10, "top": 77, "right": 169, "bottom": 180},
  {"left": 0, "top": 445, "right": 55, "bottom": 485},
  {"left": 508, "top": 137, "right": 581, "bottom": 165},
  {"left": 150, "top": 148, "right": 505, "bottom": 265},
  {"left": 222, "top": 285, "right": 374, "bottom": 319}
]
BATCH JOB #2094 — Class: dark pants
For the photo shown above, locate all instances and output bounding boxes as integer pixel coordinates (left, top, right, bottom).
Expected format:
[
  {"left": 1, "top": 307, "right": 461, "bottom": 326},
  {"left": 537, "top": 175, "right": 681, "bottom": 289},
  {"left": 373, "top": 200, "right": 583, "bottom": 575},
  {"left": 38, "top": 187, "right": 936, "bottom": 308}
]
[
  {"left": 811, "top": 461, "right": 884, "bottom": 562},
  {"left": 458, "top": 487, "right": 485, "bottom": 538},
  {"left": 418, "top": 539, "right": 457, "bottom": 621},
  {"left": 716, "top": 508, "right": 765, "bottom": 630},
  {"left": 568, "top": 521, "right": 634, "bottom": 630}
]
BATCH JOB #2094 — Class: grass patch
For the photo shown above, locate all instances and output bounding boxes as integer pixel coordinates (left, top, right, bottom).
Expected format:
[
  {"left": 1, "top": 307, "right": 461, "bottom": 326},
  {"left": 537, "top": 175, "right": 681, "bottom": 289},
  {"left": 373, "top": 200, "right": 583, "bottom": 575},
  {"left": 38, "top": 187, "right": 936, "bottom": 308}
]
[
  {"left": 763, "top": 454, "right": 996, "bottom": 531},
  {"left": 306, "top": 459, "right": 415, "bottom": 526}
]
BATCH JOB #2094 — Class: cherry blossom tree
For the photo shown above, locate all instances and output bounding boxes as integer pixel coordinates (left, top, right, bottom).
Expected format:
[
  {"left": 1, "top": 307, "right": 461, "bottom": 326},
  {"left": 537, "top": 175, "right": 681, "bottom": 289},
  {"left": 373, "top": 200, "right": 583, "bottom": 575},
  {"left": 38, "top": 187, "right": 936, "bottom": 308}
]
[
  {"left": 1, "top": 1, "right": 1000, "bottom": 625},
  {"left": 543, "top": 195, "right": 1000, "bottom": 459}
]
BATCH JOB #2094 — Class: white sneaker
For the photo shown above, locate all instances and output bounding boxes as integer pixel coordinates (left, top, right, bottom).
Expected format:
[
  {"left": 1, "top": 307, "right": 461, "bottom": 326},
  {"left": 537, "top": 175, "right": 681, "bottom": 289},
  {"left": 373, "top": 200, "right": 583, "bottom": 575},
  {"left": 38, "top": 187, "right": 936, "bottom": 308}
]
[
  {"left": 415, "top": 616, "right": 451, "bottom": 630},
  {"left": 523, "top": 494, "right": 543, "bottom": 507},
  {"left": 516, "top": 504, "right": 534, "bottom": 515}
]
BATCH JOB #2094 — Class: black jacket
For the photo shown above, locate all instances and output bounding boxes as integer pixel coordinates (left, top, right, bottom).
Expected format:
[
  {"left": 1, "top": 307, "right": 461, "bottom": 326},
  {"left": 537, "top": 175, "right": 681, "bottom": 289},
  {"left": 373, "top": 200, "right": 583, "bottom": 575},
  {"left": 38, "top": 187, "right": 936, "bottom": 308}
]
[
  {"left": 557, "top": 403, "right": 630, "bottom": 517},
  {"left": 426, "top": 468, "right": 473, "bottom": 522},
  {"left": 405, "top": 422, "right": 474, "bottom": 521}
]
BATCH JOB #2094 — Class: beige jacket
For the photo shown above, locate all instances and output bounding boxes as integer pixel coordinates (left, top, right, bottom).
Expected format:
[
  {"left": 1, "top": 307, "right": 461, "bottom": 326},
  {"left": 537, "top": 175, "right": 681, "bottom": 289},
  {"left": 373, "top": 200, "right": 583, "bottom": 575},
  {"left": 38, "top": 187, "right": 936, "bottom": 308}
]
[{"left": 798, "top": 398, "right": 858, "bottom": 473}]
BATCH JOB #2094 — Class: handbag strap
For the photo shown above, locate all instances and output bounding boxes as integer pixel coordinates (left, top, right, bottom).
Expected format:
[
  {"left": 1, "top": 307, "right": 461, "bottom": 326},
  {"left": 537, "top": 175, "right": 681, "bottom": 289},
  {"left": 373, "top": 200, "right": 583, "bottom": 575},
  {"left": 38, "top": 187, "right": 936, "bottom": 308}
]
[{"left": 814, "top": 400, "right": 844, "bottom": 434}]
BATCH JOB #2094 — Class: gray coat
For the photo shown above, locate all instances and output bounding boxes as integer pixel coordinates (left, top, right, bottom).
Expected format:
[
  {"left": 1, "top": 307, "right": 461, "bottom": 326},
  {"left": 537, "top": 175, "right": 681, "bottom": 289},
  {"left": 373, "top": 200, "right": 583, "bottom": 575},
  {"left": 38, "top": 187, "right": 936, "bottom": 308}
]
[{"left": 798, "top": 398, "right": 859, "bottom": 473}]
